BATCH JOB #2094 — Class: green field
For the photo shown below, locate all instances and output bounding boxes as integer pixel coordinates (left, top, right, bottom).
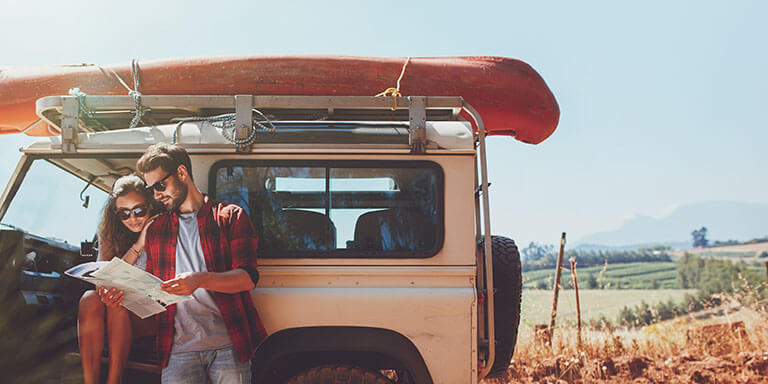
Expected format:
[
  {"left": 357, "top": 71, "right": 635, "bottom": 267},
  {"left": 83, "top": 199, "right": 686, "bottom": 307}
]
[
  {"left": 690, "top": 250, "right": 757, "bottom": 259},
  {"left": 520, "top": 289, "right": 696, "bottom": 326},
  {"left": 522, "top": 262, "right": 679, "bottom": 289}
]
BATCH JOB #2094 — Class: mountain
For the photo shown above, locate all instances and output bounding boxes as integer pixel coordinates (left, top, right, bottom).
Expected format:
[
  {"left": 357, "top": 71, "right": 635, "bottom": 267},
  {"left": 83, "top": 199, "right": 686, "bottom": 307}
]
[{"left": 575, "top": 201, "right": 768, "bottom": 249}]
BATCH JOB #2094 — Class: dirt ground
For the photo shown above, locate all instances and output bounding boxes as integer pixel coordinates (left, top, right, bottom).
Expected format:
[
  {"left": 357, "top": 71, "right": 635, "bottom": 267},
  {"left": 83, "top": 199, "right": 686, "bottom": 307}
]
[
  {"left": 487, "top": 303, "right": 768, "bottom": 384},
  {"left": 498, "top": 351, "right": 768, "bottom": 383}
]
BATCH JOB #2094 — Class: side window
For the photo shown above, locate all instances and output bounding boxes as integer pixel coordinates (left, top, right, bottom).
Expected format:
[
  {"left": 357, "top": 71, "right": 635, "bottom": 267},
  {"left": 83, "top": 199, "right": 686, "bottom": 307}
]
[{"left": 212, "top": 161, "right": 443, "bottom": 258}]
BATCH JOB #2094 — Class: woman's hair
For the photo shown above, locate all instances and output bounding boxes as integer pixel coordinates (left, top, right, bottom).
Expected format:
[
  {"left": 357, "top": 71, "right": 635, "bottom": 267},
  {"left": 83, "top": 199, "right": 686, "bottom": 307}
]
[{"left": 97, "top": 174, "right": 160, "bottom": 260}]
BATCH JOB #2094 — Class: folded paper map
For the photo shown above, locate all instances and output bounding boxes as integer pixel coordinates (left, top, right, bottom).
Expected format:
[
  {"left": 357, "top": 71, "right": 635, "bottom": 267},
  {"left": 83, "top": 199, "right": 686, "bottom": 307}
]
[{"left": 65, "top": 258, "right": 192, "bottom": 319}]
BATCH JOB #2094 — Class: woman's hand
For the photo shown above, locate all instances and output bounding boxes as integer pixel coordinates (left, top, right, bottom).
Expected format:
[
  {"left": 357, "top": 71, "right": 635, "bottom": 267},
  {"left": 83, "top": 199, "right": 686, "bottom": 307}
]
[
  {"left": 134, "top": 214, "right": 160, "bottom": 250},
  {"left": 97, "top": 286, "right": 124, "bottom": 308}
]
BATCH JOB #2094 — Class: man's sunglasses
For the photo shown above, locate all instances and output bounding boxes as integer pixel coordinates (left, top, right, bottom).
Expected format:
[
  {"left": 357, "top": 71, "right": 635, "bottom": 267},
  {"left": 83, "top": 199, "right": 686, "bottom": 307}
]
[
  {"left": 146, "top": 172, "right": 175, "bottom": 193},
  {"left": 116, "top": 205, "right": 148, "bottom": 221}
]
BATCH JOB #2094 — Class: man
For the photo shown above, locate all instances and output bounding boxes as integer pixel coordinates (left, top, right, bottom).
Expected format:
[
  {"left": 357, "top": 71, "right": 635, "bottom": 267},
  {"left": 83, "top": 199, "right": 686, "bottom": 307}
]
[{"left": 137, "top": 142, "right": 266, "bottom": 383}]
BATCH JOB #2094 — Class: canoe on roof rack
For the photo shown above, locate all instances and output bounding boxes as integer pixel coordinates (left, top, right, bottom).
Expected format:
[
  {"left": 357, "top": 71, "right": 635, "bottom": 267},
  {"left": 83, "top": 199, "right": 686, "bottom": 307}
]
[{"left": 0, "top": 56, "right": 559, "bottom": 144}]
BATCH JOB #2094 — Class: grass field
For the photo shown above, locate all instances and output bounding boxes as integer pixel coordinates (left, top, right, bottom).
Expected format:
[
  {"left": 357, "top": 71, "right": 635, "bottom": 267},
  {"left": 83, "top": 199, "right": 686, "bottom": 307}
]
[
  {"left": 669, "top": 241, "right": 768, "bottom": 261},
  {"left": 520, "top": 288, "right": 696, "bottom": 326},
  {"left": 522, "top": 262, "right": 680, "bottom": 290}
]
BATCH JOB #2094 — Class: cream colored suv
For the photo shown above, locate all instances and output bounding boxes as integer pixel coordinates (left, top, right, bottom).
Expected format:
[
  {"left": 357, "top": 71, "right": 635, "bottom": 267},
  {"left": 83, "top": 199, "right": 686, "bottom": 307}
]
[{"left": 0, "top": 95, "right": 522, "bottom": 383}]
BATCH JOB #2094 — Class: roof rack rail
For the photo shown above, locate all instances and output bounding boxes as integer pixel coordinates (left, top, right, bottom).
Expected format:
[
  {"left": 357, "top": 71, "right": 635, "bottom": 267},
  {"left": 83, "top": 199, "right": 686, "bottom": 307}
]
[{"left": 36, "top": 95, "right": 481, "bottom": 154}]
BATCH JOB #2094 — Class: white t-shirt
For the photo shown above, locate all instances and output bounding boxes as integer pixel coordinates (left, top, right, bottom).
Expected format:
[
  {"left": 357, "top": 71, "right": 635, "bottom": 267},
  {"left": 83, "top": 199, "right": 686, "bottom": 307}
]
[{"left": 170, "top": 211, "right": 232, "bottom": 353}]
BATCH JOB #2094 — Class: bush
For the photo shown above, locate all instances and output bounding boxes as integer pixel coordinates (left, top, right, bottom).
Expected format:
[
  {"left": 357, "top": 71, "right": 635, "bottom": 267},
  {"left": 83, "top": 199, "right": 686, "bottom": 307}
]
[
  {"left": 612, "top": 253, "right": 768, "bottom": 329},
  {"left": 522, "top": 248, "right": 673, "bottom": 272},
  {"left": 677, "top": 253, "right": 763, "bottom": 295}
]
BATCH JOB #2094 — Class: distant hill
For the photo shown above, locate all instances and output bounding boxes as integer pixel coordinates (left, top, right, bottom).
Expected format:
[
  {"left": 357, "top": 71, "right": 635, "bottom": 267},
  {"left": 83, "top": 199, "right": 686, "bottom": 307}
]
[{"left": 575, "top": 201, "right": 768, "bottom": 249}]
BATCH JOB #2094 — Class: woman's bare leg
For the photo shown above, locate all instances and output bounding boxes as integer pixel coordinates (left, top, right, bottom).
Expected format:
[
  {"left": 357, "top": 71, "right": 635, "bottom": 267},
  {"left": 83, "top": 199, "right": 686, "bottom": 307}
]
[
  {"left": 78, "top": 290, "right": 105, "bottom": 384},
  {"left": 105, "top": 304, "right": 133, "bottom": 384}
]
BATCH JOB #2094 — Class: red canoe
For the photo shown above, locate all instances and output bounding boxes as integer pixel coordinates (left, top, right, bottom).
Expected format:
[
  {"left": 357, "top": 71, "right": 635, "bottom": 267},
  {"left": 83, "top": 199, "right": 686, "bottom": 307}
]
[{"left": 0, "top": 56, "right": 559, "bottom": 144}]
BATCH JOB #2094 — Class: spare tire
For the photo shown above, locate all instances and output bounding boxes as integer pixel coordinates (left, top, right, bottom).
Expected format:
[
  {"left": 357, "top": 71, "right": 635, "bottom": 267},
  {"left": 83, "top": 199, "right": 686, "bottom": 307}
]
[{"left": 482, "top": 235, "right": 522, "bottom": 378}]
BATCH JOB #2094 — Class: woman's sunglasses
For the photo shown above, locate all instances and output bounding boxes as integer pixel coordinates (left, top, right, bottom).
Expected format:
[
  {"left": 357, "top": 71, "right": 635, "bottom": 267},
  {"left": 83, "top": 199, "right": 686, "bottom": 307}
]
[
  {"left": 116, "top": 205, "right": 148, "bottom": 221},
  {"left": 145, "top": 172, "right": 174, "bottom": 193}
]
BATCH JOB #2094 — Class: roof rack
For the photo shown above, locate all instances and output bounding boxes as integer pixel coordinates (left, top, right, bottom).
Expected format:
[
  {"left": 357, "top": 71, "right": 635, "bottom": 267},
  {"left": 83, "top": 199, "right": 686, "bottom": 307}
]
[{"left": 36, "top": 95, "right": 484, "bottom": 154}]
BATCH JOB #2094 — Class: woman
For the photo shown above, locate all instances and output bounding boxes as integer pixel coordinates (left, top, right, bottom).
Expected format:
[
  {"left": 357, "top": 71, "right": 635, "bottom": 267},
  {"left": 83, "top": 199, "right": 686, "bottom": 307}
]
[{"left": 78, "top": 175, "right": 160, "bottom": 384}]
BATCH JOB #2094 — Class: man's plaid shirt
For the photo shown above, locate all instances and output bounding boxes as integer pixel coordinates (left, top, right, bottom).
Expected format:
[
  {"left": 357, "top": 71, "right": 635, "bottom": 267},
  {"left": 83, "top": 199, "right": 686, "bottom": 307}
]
[{"left": 145, "top": 195, "right": 267, "bottom": 367}]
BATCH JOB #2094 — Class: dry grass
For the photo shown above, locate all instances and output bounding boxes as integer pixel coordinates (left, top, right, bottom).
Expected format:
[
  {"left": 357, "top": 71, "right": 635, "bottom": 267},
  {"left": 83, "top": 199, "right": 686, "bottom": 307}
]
[{"left": 486, "top": 295, "right": 768, "bottom": 383}]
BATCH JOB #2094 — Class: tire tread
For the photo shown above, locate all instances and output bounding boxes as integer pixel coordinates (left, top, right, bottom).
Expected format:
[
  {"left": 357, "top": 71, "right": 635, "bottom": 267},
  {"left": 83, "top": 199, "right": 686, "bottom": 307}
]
[{"left": 286, "top": 364, "right": 392, "bottom": 384}]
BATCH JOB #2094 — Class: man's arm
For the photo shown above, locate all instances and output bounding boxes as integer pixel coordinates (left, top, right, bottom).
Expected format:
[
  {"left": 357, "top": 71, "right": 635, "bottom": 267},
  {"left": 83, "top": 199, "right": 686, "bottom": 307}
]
[
  {"left": 161, "top": 205, "right": 259, "bottom": 296},
  {"left": 160, "top": 269, "right": 253, "bottom": 295}
]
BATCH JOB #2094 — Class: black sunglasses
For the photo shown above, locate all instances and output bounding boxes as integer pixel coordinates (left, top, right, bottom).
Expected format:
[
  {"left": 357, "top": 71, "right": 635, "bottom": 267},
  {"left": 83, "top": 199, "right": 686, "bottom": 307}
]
[
  {"left": 116, "top": 205, "right": 148, "bottom": 221},
  {"left": 146, "top": 171, "right": 175, "bottom": 193}
]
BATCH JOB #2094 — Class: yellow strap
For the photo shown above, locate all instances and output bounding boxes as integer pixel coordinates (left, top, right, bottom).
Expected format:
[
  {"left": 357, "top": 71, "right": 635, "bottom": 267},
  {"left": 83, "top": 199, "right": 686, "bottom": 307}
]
[{"left": 375, "top": 57, "right": 411, "bottom": 111}]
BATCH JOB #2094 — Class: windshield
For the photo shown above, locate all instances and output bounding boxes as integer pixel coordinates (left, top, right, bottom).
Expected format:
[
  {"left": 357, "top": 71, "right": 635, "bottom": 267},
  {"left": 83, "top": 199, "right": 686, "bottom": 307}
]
[{"left": 2, "top": 159, "right": 108, "bottom": 245}]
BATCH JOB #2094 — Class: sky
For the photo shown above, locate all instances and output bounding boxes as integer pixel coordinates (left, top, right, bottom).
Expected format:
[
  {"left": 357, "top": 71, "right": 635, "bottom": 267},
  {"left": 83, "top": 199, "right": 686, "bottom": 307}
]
[{"left": 0, "top": 0, "right": 766, "bottom": 247}]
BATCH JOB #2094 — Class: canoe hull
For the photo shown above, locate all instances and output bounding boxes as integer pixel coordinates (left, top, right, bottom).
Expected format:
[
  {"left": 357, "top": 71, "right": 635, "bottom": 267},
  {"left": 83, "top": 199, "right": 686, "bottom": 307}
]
[{"left": 0, "top": 56, "right": 559, "bottom": 144}]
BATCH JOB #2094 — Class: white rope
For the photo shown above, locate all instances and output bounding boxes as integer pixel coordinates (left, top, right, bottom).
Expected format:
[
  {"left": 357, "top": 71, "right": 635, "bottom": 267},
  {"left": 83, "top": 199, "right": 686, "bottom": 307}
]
[
  {"left": 171, "top": 109, "right": 276, "bottom": 147},
  {"left": 20, "top": 119, "right": 43, "bottom": 134},
  {"left": 94, "top": 65, "right": 133, "bottom": 92},
  {"left": 91, "top": 60, "right": 146, "bottom": 129},
  {"left": 127, "top": 59, "right": 146, "bottom": 129}
]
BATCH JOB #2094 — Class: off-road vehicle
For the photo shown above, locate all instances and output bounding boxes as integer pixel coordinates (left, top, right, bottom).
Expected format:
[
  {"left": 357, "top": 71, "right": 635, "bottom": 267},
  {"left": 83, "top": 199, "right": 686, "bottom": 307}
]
[{"left": 0, "top": 57, "right": 559, "bottom": 383}]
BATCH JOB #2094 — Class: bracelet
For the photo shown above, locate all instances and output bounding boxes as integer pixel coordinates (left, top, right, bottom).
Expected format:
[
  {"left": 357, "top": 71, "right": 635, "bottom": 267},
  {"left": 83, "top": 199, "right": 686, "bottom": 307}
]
[{"left": 130, "top": 246, "right": 143, "bottom": 256}]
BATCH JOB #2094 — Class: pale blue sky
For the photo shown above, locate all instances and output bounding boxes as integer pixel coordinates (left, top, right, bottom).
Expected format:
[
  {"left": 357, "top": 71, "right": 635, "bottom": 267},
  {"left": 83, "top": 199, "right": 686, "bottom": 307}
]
[{"left": 1, "top": 0, "right": 766, "bottom": 246}]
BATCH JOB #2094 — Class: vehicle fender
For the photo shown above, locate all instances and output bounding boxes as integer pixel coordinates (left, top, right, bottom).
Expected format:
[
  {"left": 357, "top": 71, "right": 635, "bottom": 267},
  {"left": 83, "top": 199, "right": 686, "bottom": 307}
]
[{"left": 252, "top": 326, "right": 433, "bottom": 384}]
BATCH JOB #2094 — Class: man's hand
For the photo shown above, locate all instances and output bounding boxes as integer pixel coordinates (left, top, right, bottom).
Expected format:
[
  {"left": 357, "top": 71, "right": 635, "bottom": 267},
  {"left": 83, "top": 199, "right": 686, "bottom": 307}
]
[
  {"left": 160, "top": 272, "right": 205, "bottom": 296},
  {"left": 98, "top": 286, "right": 124, "bottom": 308}
]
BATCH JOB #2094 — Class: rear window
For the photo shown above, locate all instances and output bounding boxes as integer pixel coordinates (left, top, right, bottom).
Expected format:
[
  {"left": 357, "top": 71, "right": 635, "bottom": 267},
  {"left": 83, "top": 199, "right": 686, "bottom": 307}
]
[{"left": 211, "top": 160, "right": 443, "bottom": 258}]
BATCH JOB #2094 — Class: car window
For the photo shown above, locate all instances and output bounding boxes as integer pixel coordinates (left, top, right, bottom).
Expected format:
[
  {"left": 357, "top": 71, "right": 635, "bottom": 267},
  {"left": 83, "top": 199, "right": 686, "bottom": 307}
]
[
  {"left": 211, "top": 160, "right": 443, "bottom": 258},
  {"left": 2, "top": 159, "right": 108, "bottom": 246}
]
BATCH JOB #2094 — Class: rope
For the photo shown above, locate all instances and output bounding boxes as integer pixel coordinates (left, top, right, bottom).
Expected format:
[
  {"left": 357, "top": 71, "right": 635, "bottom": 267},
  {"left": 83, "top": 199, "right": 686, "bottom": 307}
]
[
  {"left": 127, "top": 59, "right": 147, "bottom": 129},
  {"left": 375, "top": 57, "right": 411, "bottom": 111},
  {"left": 67, "top": 60, "right": 146, "bottom": 131},
  {"left": 91, "top": 60, "right": 147, "bottom": 128},
  {"left": 94, "top": 64, "right": 133, "bottom": 92},
  {"left": 20, "top": 119, "right": 43, "bottom": 134},
  {"left": 68, "top": 88, "right": 110, "bottom": 131},
  {"left": 170, "top": 109, "right": 276, "bottom": 147}
]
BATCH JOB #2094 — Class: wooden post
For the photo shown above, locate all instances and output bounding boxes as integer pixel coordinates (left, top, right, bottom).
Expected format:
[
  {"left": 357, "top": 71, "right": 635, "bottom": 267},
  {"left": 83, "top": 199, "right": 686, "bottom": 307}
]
[
  {"left": 764, "top": 260, "right": 768, "bottom": 281},
  {"left": 570, "top": 257, "right": 582, "bottom": 348},
  {"left": 534, "top": 324, "right": 551, "bottom": 346},
  {"left": 548, "top": 232, "right": 567, "bottom": 341}
]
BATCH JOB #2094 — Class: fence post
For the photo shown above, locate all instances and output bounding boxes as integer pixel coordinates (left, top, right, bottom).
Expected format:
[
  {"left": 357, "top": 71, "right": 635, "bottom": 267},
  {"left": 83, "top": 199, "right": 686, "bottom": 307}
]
[
  {"left": 548, "top": 232, "right": 567, "bottom": 342},
  {"left": 764, "top": 260, "right": 768, "bottom": 282},
  {"left": 570, "top": 257, "right": 582, "bottom": 349}
]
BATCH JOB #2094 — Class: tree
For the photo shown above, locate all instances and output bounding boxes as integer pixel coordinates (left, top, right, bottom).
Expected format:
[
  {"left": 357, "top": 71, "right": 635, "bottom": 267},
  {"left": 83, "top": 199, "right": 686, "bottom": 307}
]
[
  {"left": 691, "top": 227, "right": 709, "bottom": 248},
  {"left": 677, "top": 252, "right": 704, "bottom": 289},
  {"left": 521, "top": 242, "right": 554, "bottom": 261},
  {"left": 586, "top": 273, "right": 599, "bottom": 289}
]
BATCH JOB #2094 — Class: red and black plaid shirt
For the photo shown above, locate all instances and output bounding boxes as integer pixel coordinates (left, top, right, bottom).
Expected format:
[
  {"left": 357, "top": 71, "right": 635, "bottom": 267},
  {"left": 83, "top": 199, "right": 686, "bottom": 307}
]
[{"left": 145, "top": 195, "right": 267, "bottom": 367}]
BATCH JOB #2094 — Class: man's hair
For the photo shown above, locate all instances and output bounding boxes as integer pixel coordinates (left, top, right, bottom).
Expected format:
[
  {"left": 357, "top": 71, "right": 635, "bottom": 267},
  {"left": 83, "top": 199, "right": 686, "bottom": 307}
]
[{"left": 137, "top": 143, "right": 193, "bottom": 181}]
